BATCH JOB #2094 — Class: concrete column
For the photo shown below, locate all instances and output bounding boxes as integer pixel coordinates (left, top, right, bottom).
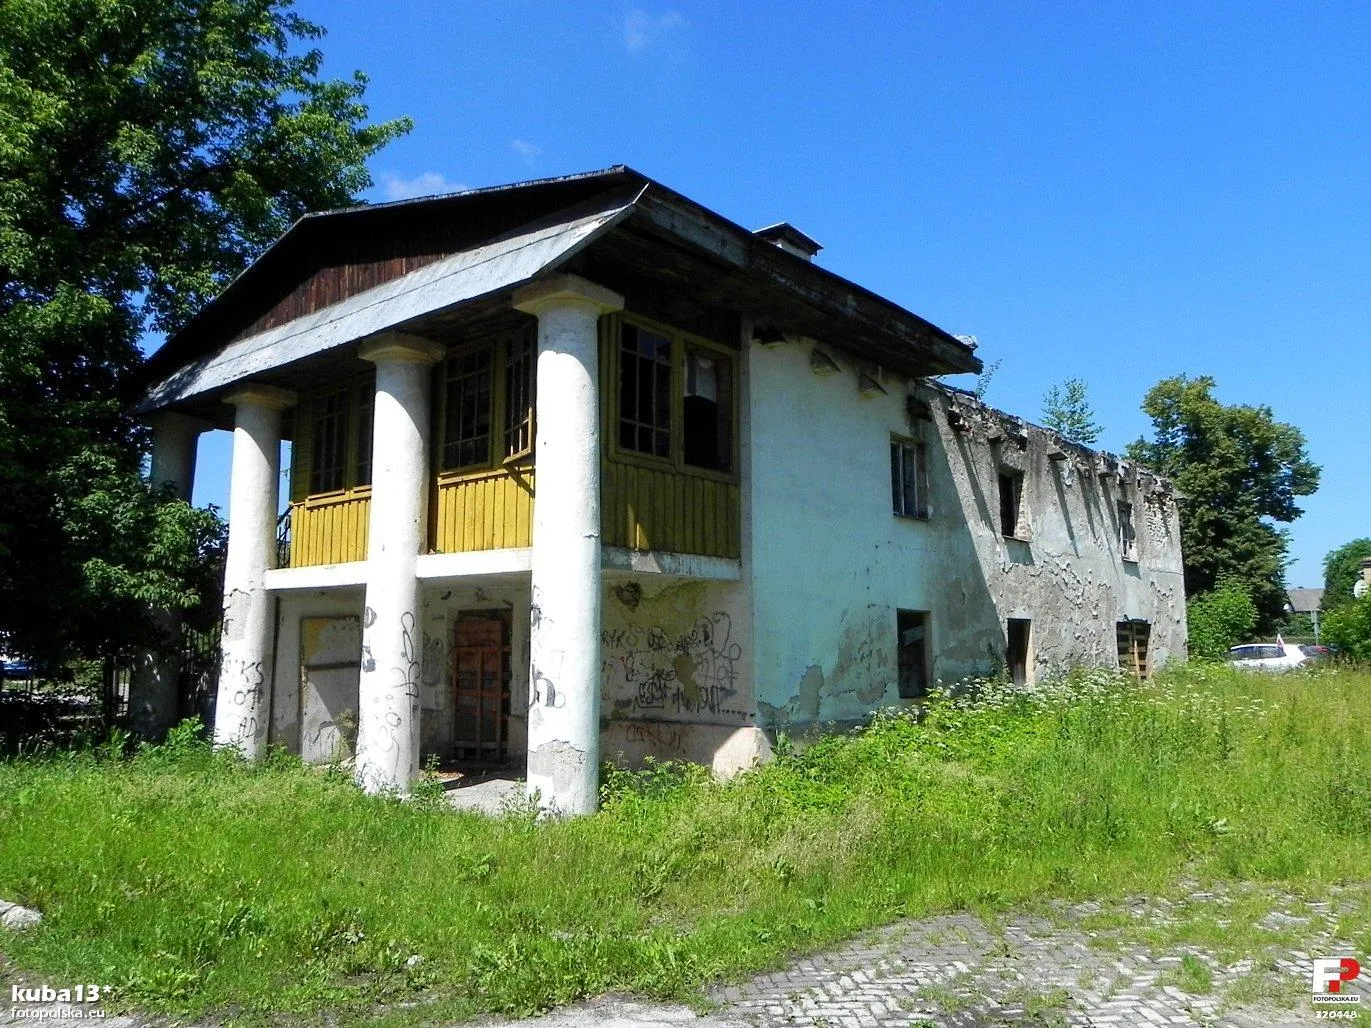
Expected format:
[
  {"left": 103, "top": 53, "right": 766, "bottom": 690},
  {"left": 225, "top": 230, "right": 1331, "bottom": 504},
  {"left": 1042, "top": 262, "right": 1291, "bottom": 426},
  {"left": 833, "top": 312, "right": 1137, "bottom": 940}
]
[
  {"left": 214, "top": 384, "right": 295, "bottom": 758},
  {"left": 355, "top": 332, "right": 444, "bottom": 794},
  {"left": 129, "top": 413, "right": 210, "bottom": 738},
  {"left": 514, "top": 274, "right": 624, "bottom": 815},
  {"left": 148, "top": 412, "right": 207, "bottom": 501}
]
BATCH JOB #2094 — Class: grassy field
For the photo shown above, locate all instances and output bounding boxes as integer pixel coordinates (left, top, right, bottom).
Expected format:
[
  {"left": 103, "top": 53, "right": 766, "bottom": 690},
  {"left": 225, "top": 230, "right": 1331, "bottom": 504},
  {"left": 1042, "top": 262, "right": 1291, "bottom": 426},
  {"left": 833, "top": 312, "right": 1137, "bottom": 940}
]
[{"left": 0, "top": 664, "right": 1367, "bottom": 1024}]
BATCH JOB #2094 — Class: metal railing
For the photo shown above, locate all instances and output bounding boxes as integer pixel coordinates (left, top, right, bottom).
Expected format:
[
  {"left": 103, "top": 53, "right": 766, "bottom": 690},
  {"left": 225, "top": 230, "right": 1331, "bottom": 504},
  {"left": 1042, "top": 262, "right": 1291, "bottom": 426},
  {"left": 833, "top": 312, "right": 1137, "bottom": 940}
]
[{"left": 275, "top": 508, "right": 291, "bottom": 568}]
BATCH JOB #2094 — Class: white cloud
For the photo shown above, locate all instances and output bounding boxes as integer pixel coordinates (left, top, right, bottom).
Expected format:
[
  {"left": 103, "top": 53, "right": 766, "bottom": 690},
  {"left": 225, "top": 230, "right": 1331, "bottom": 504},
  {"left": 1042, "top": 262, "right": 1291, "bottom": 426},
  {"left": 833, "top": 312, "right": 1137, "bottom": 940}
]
[
  {"left": 623, "top": 8, "right": 685, "bottom": 54},
  {"left": 378, "top": 171, "right": 466, "bottom": 202},
  {"left": 510, "top": 139, "right": 542, "bottom": 164}
]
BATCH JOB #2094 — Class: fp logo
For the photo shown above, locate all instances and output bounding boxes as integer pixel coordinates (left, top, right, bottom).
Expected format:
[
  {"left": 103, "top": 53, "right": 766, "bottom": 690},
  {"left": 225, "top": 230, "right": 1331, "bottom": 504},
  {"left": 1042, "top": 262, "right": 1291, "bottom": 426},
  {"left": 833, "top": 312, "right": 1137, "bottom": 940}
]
[{"left": 1313, "top": 957, "right": 1362, "bottom": 995}]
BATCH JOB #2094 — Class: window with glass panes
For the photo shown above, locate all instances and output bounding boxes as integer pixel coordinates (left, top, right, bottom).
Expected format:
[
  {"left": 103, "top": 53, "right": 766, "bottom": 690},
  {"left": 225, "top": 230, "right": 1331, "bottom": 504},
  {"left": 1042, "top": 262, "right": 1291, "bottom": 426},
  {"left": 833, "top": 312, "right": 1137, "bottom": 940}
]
[
  {"left": 442, "top": 347, "right": 493, "bottom": 469},
  {"left": 618, "top": 324, "right": 673, "bottom": 458}
]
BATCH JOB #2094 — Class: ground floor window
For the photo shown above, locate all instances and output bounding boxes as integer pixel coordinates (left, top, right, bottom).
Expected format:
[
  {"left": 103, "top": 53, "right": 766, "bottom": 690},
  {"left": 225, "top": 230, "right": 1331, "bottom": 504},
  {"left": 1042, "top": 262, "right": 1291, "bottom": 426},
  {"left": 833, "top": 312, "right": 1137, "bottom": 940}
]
[
  {"left": 896, "top": 609, "right": 930, "bottom": 698},
  {"left": 1007, "top": 617, "right": 1032, "bottom": 686}
]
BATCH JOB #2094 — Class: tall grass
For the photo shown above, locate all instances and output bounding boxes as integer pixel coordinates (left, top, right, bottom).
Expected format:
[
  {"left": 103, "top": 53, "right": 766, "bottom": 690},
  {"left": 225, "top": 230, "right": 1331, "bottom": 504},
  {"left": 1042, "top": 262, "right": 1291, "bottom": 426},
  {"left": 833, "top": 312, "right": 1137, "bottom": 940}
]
[{"left": 0, "top": 664, "right": 1366, "bottom": 1022}]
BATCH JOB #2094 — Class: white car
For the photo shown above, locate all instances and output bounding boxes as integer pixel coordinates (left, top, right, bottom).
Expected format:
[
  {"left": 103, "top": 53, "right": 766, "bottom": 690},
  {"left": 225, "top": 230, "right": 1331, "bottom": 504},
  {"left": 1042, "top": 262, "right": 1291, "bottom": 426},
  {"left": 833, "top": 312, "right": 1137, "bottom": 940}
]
[{"left": 1227, "top": 642, "right": 1309, "bottom": 672}]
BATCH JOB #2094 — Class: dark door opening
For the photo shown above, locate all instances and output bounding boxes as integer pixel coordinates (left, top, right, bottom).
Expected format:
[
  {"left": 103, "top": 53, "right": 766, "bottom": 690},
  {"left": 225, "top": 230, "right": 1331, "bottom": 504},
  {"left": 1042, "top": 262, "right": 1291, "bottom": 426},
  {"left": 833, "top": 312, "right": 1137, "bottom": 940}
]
[
  {"left": 452, "top": 611, "right": 512, "bottom": 763},
  {"left": 896, "top": 610, "right": 930, "bottom": 698},
  {"left": 1006, "top": 618, "right": 1031, "bottom": 686},
  {"left": 1117, "top": 620, "right": 1151, "bottom": 680}
]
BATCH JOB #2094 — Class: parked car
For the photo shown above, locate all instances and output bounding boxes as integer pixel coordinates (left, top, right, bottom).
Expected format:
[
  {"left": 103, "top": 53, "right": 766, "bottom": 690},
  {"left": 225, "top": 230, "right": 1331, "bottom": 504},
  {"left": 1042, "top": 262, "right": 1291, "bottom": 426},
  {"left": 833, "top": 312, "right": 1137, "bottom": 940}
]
[
  {"left": 1299, "top": 644, "right": 1332, "bottom": 660},
  {"left": 1227, "top": 642, "right": 1309, "bottom": 672}
]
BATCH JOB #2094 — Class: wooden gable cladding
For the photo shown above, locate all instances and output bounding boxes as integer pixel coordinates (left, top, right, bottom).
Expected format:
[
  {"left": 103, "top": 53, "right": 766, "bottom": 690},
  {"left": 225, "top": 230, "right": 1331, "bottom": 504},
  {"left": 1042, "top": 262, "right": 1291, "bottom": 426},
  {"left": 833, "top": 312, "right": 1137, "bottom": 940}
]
[{"left": 238, "top": 251, "right": 448, "bottom": 340}]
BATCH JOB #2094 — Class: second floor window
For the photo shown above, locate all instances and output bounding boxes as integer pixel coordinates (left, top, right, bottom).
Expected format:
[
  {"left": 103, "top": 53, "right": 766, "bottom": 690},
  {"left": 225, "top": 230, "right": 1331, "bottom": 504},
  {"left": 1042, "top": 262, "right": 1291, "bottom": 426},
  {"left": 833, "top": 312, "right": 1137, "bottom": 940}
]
[
  {"left": 310, "top": 387, "right": 349, "bottom": 493},
  {"left": 353, "top": 374, "right": 375, "bottom": 487},
  {"left": 619, "top": 324, "right": 672, "bottom": 458},
  {"left": 1118, "top": 500, "right": 1138, "bottom": 561},
  {"left": 998, "top": 470, "right": 1025, "bottom": 538},
  {"left": 891, "top": 438, "right": 929, "bottom": 518},
  {"left": 504, "top": 328, "right": 535, "bottom": 459},
  {"left": 442, "top": 347, "right": 493, "bottom": 470},
  {"left": 683, "top": 347, "right": 732, "bottom": 472}
]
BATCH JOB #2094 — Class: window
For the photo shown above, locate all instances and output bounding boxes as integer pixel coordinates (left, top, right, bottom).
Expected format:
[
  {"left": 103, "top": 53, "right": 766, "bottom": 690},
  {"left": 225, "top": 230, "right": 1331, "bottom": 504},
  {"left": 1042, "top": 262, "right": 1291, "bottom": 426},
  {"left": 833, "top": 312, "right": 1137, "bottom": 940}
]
[
  {"left": 618, "top": 324, "right": 673, "bottom": 458},
  {"left": 353, "top": 374, "right": 374, "bottom": 487},
  {"left": 309, "top": 387, "right": 349, "bottom": 493},
  {"left": 442, "top": 347, "right": 493, "bottom": 470},
  {"left": 998, "top": 470, "right": 1025, "bottom": 538},
  {"left": 1117, "top": 620, "right": 1151, "bottom": 679},
  {"left": 1118, "top": 501, "right": 1138, "bottom": 561},
  {"left": 1007, "top": 618, "right": 1031, "bottom": 686},
  {"left": 896, "top": 610, "right": 930, "bottom": 698},
  {"left": 683, "top": 347, "right": 732, "bottom": 471},
  {"left": 891, "top": 439, "right": 929, "bottom": 518},
  {"left": 504, "top": 327, "right": 535, "bottom": 459}
]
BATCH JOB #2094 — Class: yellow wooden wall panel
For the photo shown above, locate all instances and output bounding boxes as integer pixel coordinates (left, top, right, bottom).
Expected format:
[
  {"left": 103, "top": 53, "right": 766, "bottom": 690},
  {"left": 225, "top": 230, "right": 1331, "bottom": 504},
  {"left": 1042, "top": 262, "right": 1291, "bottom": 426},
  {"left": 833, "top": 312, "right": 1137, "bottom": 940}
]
[
  {"left": 288, "top": 493, "right": 370, "bottom": 567},
  {"left": 433, "top": 469, "right": 536, "bottom": 553},
  {"left": 600, "top": 459, "right": 739, "bottom": 559}
]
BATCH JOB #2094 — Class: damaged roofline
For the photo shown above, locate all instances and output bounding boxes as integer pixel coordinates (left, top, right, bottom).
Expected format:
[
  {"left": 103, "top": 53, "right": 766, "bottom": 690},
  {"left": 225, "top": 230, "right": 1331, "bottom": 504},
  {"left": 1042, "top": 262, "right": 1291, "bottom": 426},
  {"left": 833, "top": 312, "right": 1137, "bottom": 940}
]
[{"left": 923, "top": 379, "right": 1178, "bottom": 493}]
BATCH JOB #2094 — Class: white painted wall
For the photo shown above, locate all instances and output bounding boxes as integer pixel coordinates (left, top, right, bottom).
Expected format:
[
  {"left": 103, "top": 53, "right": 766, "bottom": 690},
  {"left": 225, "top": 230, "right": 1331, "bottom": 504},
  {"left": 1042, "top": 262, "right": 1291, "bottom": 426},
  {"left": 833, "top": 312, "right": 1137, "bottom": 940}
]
[{"left": 746, "top": 339, "right": 1186, "bottom": 729}]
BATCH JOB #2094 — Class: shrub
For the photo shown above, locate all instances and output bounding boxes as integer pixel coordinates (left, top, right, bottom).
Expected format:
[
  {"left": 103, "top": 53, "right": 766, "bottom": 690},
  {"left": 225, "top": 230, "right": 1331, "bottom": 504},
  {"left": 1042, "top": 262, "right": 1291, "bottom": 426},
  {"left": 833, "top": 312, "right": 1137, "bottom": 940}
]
[
  {"left": 1186, "top": 582, "right": 1258, "bottom": 658},
  {"left": 1323, "top": 594, "right": 1371, "bottom": 659}
]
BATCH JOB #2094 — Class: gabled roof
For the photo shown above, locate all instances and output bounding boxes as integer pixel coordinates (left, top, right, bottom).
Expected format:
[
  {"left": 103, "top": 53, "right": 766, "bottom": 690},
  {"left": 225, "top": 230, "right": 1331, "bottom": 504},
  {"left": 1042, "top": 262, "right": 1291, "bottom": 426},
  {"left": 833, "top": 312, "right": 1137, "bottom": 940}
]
[
  {"left": 1286, "top": 587, "right": 1324, "bottom": 614},
  {"left": 140, "top": 166, "right": 980, "bottom": 412}
]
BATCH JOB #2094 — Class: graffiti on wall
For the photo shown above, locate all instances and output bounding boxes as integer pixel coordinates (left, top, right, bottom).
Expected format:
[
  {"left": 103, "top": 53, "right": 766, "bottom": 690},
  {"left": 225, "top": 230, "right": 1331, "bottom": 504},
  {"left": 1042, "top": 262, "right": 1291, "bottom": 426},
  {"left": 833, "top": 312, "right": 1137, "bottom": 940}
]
[{"left": 603, "top": 611, "right": 745, "bottom": 719}]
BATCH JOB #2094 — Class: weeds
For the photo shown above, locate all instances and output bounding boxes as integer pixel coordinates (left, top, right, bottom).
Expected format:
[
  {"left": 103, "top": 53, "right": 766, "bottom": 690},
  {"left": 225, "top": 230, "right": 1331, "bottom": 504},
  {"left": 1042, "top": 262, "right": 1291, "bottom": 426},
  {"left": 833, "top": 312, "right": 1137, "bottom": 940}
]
[{"left": 0, "top": 664, "right": 1366, "bottom": 1023}]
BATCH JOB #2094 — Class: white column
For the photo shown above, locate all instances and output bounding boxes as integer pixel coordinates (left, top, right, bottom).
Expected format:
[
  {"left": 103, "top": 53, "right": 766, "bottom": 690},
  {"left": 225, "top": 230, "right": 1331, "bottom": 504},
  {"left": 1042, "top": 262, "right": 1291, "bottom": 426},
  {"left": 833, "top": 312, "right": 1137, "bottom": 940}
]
[
  {"left": 129, "top": 413, "right": 210, "bottom": 737},
  {"left": 514, "top": 274, "right": 623, "bottom": 815},
  {"left": 355, "top": 332, "right": 444, "bottom": 795},
  {"left": 214, "top": 384, "right": 295, "bottom": 758},
  {"left": 148, "top": 412, "right": 207, "bottom": 501}
]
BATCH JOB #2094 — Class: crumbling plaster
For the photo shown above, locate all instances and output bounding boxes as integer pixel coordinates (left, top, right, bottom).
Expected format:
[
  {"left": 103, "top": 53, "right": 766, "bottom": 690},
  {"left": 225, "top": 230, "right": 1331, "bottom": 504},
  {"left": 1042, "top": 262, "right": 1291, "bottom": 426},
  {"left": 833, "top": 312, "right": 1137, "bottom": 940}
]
[{"left": 747, "top": 340, "right": 1185, "bottom": 730}]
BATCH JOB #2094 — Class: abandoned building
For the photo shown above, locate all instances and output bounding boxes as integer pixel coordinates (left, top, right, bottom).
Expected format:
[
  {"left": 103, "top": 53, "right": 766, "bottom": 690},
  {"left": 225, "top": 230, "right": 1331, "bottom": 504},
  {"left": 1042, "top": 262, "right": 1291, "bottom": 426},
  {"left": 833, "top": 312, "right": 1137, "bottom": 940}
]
[{"left": 134, "top": 166, "right": 1187, "bottom": 813}]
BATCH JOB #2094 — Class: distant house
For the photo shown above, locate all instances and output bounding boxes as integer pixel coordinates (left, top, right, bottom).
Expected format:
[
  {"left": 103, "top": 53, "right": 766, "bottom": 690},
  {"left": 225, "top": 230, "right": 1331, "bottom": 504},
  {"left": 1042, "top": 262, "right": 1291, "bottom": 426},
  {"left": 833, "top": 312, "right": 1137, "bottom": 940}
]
[
  {"left": 133, "top": 167, "right": 1186, "bottom": 813},
  {"left": 1286, "top": 588, "right": 1325, "bottom": 615}
]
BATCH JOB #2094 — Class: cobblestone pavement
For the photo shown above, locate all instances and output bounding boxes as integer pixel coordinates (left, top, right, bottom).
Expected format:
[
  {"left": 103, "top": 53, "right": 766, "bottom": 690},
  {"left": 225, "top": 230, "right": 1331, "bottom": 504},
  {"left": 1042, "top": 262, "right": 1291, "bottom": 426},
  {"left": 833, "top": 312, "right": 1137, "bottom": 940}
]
[{"left": 492, "top": 887, "right": 1366, "bottom": 1027}]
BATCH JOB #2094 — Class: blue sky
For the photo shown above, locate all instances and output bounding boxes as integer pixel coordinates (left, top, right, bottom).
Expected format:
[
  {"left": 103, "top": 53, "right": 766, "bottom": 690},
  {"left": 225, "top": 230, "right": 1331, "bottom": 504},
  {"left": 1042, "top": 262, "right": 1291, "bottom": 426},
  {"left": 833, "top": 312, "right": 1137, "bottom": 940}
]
[{"left": 186, "top": 1, "right": 1369, "bottom": 590}]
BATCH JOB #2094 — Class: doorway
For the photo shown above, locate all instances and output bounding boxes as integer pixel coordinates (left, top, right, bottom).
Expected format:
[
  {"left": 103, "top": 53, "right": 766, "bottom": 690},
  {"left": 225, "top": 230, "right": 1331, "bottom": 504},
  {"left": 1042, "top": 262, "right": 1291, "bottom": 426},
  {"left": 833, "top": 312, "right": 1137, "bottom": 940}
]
[
  {"left": 452, "top": 610, "right": 513, "bottom": 763},
  {"left": 299, "top": 616, "right": 361, "bottom": 764},
  {"left": 1006, "top": 618, "right": 1032, "bottom": 686}
]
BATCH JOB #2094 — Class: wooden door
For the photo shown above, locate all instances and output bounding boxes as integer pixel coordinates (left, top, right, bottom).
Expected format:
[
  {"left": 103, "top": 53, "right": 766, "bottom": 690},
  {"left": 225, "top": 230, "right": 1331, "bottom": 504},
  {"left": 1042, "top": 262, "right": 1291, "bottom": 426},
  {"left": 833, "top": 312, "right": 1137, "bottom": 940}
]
[{"left": 452, "top": 612, "right": 512, "bottom": 763}]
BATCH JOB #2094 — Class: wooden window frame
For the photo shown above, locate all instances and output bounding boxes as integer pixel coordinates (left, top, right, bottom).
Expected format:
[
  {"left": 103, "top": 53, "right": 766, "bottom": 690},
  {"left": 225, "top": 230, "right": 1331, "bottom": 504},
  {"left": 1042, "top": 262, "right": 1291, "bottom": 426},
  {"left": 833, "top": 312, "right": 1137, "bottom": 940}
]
[
  {"left": 891, "top": 436, "right": 930, "bottom": 519},
  {"left": 435, "top": 327, "right": 537, "bottom": 483},
  {"left": 1117, "top": 499, "right": 1139, "bottom": 562},
  {"left": 606, "top": 311, "right": 739, "bottom": 484},
  {"left": 438, "top": 341, "right": 496, "bottom": 474},
  {"left": 298, "top": 372, "right": 377, "bottom": 503}
]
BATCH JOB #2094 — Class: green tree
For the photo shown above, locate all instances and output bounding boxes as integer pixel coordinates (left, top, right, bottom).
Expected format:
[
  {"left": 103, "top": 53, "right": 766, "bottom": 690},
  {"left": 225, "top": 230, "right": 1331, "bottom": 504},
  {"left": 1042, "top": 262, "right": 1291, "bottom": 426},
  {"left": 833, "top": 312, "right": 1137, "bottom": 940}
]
[
  {"left": 1185, "top": 581, "right": 1258, "bottom": 659},
  {"left": 1322, "top": 538, "right": 1371, "bottom": 611},
  {"left": 1041, "top": 378, "right": 1103, "bottom": 444},
  {"left": 0, "top": 0, "right": 409, "bottom": 664},
  {"left": 1126, "top": 375, "right": 1320, "bottom": 632},
  {"left": 1322, "top": 595, "right": 1371, "bottom": 660}
]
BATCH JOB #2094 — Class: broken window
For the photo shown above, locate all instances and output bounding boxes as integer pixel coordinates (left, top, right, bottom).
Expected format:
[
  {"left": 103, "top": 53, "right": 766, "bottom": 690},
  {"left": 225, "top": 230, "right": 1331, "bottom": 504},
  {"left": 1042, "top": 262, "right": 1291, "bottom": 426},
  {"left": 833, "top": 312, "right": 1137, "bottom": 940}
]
[
  {"left": 1117, "top": 620, "right": 1151, "bottom": 680},
  {"left": 998, "top": 470, "right": 1025, "bottom": 538},
  {"left": 504, "top": 327, "right": 535, "bottom": 459},
  {"left": 891, "top": 438, "right": 929, "bottom": 518},
  {"left": 309, "top": 387, "right": 349, "bottom": 493},
  {"left": 1006, "top": 618, "right": 1031, "bottom": 686},
  {"left": 683, "top": 347, "right": 732, "bottom": 471},
  {"left": 442, "top": 346, "right": 493, "bottom": 470},
  {"left": 896, "top": 610, "right": 930, "bottom": 698},
  {"left": 619, "top": 323, "right": 672, "bottom": 458},
  {"left": 1118, "top": 500, "right": 1138, "bottom": 561},
  {"left": 353, "top": 373, "right": 375, "bottom": 487}
]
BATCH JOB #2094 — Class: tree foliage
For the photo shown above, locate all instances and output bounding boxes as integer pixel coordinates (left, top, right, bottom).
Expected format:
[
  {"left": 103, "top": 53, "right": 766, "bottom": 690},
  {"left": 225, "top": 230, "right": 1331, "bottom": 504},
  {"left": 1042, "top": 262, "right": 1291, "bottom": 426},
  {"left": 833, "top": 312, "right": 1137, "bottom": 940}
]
[
  {"left": 1126, "top": 375, "right": 1320, "bottom": 632},
  {"left": 1041, "top": 378, "right": 1103, "bottom": 445},
  {"left": 0, "top": 0, "right": 409, "bottom": 663},
  {"left": 1185, "top": 581, "right": 1258, "bottom": 659},
  {"left": 1322, "top": 595, "right": 1371, "bottom": 660},
  {"left": 1322, "top": 538, "right": 1371, "bottom": 611}
]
